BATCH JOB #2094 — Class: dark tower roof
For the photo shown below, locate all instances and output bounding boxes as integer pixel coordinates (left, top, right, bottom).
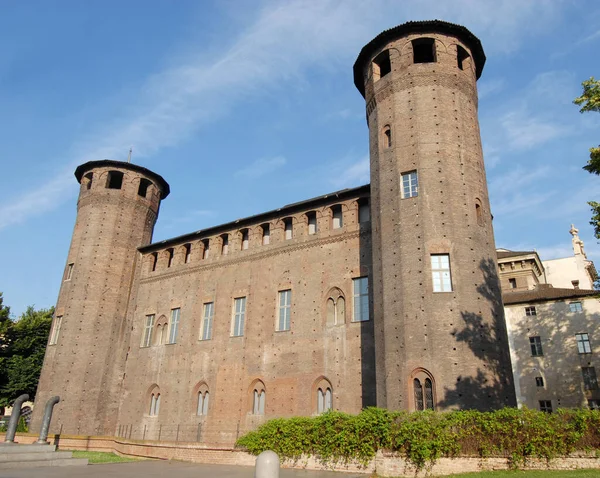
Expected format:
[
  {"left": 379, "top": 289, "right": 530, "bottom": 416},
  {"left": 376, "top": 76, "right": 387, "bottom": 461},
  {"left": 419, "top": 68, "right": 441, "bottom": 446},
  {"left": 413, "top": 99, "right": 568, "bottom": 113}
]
[
  {"left": 353, "top": 19, "right": 486, "bottom": 97},
  {"left": 75, "top": 160, "right": 170, "bottom": 199}
]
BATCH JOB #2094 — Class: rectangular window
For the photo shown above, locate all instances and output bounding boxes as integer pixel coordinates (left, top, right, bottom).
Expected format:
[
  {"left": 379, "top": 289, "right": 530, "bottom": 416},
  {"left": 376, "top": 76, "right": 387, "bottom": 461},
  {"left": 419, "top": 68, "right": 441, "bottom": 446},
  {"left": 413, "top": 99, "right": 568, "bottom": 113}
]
[
  {"left": 576, "top": 333, "right": 592, "bottom": 354},
  {"left": 221, "top": 235, "right": 229, "bottom": 255},
  {"left": 509, "top": 278, "right": 517, "bottom": 289},
  {"left": 525, "top": 306, "right": 537, "bottom": 316},
  {"left": 200, "top": 303, "right": 214, "bottom": 341},
  {"left": 401, "top": 171, "right": 418, "bottom": 198},
  {"left": 141, "top": 314, "right": 155, "bottom": 348},
  {"left": 65, "top": 263, "right": 74, "bottom": 281},
  {"left": 284, "top": 219, "right": 293, "bottom": 240},
  {"left": 529, "top": 336, "right": 543, "bottom": 356},
  {"left": 570, "top": 302, "right": 583, "bottom": 313},
  {"left": 332, "top": 206, "right": 343, "bottom": 229},
  {"left": 202, "top": 239, "right": 210, "bottom": 259},
  {"left": 232, "top": 297, "right": 246, "bottom": 337},
  {"left": 539, "top": 400, "right": 552, "bottom": 413},
  {"left": 352, "top": 277, "right": 369, "bottom": 322},
  {"left": 277, "top": 290, "right": 291, "bottom": 331},
  {"left": 582, "top": 367, "right": 598, "bottom": 390},
  {"left": 49, "top": 316, "right": 63, "bottom": 345},
  {"left": 184, "top": 244, "right": 192, "bottom": 263},
  {"left": 413, "top": 38, "right": 436, "bottom": 64},
  {"left": 431, "top": 254, "right": 452, "bottom": 292},
  {"left": 168, "top": 308, "right": 180, "bottom": 344},
  {"left": 307, "top": 212, "right": 317, "bottom": 235},
  {"left": 262, "top": 224, "right": 270, "bottom": 245},
  {"left": 535, "top": 376, "right": 544, "bottom": 387},
  {"left": 241, "top": 229, "right": 249, "bottom": 250}
]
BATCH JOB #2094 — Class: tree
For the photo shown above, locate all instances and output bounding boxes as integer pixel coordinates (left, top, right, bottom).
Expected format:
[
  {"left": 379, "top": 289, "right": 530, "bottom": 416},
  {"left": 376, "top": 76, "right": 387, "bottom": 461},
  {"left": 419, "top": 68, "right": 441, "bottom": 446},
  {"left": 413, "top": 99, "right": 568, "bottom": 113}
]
[
  {"left": 0, "top": 303, "right": 53, "bottom": 408},
  {"left": 574, "top": 77, "right": 600, "bottom": 239}
]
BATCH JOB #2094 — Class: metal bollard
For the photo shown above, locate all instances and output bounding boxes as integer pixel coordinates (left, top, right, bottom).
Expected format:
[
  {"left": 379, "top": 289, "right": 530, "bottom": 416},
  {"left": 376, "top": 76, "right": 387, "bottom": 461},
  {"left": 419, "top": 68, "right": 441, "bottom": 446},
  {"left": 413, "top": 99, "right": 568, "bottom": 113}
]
[
  {"left": 36, "top": 396, "right": 60, "bottom": 444},
  {"left": 4, "top": 394, "right": 29, "bottom": 443},
  {"left": 255, "top": 450, "right": 280, "bottom": 478}
]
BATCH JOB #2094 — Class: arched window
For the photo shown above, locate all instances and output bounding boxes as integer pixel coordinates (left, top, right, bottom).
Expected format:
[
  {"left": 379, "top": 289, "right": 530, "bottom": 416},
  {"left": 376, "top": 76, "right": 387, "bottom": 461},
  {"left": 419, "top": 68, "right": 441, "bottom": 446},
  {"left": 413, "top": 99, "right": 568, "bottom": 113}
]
[
  {"left": 326, "top": 288, "right": 346, "bottom": 325},
  {"left": 475, "top": 199, "right": 484, "bottom": 226},
  {"left": 155, "top": 316, "right": 168, "bottom": 345},
  {"left": 383, "top": 126, "right": 391, "bottom": 148},
  {"left": 149, "top": 386, "right": 161, "bottom": 416},
  {"left": 411, "top": 368, "right": 435, "bottom": 411},
  {"left": 138, "top": 178, "right": 152, "bottom": 197},
  {"left": 250, "top": 380, "right": 266, "bottom": 415},
  {"left": 314, "top": 377, "right": 333, "bottom": 414},
  {"left": 196, "top": 383, "right": 210, "bottom": 416}
]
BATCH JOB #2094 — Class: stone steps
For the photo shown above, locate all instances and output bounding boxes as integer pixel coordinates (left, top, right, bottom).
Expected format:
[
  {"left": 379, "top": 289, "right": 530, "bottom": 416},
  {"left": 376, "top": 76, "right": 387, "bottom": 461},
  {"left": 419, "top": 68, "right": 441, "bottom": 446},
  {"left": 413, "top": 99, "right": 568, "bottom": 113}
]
[{"left": 0, "top": 443, "right": 88, "bottom": 469}]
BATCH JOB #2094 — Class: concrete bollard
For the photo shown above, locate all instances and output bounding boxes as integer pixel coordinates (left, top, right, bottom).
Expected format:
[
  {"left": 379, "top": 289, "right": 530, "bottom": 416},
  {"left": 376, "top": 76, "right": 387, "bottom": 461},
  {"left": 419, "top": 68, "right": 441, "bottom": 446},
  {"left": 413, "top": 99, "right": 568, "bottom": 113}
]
[
  {"left": 4, "top": 394, "right": 29, "bottom": 443},
  {"left": 36, "top": 396, "right": 60, "bottom": 444},
  {"left": 255, "top": 450, "right": 280, "bottom": 478}
]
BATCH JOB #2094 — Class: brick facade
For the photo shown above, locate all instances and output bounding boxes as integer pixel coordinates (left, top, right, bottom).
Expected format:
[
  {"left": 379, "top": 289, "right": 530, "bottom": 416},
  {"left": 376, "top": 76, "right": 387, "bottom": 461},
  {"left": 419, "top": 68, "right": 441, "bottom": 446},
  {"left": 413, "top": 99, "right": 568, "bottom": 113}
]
[{"left": 31, "top": 20, "right": 515, "bottom": 445}]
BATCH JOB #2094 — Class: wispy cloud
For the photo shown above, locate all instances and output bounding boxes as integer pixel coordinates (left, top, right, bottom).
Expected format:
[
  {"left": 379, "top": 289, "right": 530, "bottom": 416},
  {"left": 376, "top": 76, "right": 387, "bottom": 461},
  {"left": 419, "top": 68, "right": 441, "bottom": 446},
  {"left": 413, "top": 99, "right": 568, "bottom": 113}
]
[
  {"left": 160, "top": 209, "right": 216, "bottom": 231},
  {"left": 0, "top": 0, "right": 570, "bottom": 230},
  {"left": 330, "top": 156, "right": 369, "bottom": 188},
  {"left": 499, "top": 109, "right": 569, "bottom": 150},
  {"left": 478, "top": 78, "right": 506, "bottom": 100},
  {"left": 235, "top": 156, "right": 287, "bottom": 179}
]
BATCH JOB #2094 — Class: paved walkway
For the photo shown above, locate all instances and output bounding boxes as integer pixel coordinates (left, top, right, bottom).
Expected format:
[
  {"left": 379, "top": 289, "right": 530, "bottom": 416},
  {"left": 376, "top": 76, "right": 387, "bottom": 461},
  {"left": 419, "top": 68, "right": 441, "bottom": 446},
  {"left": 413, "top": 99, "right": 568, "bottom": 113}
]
[{"left": 0, "top": 460, "right": 368, "bottom": 478}]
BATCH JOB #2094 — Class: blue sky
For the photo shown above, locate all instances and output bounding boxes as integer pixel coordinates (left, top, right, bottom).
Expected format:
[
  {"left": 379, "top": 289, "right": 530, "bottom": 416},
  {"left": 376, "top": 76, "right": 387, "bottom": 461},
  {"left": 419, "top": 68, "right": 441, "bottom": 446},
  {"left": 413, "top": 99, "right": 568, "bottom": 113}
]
[{"left": 1, "top": 0, "right": 599, "bottom": 318}]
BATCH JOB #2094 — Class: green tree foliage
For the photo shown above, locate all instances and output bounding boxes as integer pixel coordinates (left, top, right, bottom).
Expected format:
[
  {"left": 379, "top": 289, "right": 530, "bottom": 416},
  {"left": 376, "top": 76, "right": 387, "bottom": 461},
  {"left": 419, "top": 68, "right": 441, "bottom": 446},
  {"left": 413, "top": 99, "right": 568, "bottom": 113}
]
[
  {"left": 574, "top": 77, "right": 600, "bottom": 239},
  {"left": 0, "top": 299, "right": 53, "bottom": 408}
]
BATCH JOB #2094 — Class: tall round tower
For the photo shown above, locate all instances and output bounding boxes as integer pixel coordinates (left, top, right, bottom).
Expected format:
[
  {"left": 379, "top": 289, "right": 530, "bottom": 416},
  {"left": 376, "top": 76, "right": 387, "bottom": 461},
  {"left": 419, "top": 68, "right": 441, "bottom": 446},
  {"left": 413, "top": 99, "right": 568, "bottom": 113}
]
[
  {"left": 354, "top": 21, "right": 515, "bottom": 410},
  {"left": 31, "top": 160, "right": 169, "bottom": 434}
]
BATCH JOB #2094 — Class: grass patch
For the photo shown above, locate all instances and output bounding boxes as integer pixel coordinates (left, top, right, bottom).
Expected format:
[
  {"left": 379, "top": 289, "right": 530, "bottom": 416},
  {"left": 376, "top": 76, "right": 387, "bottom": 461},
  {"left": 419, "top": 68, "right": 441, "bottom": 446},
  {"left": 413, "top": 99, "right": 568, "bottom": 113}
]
[
  {"left": 433, "top": 471, "right": 600, "bottom": 478},
  {"left": 71, "top": 450, "right": 141, "bottom": 464}
]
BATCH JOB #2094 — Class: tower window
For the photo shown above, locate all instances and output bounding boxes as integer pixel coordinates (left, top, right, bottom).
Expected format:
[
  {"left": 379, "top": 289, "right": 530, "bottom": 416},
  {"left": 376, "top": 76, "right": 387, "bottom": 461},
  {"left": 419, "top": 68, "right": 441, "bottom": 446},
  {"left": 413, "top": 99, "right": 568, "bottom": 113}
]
[
  {"left": 412, "top": 38, "right": 436, "bottom": 64},
  {"left": 84, "top": 172, "right": 93, "bottom": 190},
  {"left": 431, "top": 254, "right": 452, "bottom": 292},
  {"left": 65, "top": 263, "right": 74, "bottom": 281},
  {"left": 457, "top": 45, "right": 470, "bottom": 70},
  {"left": 401, "top": 171, "right": 418, "bottom": 198},
  {"left": 372, "top": 49, "right": 391, "bottom": 81},
  {"left": 383, "top": 126, "right": 392, "bottom": 148},
  {"left": 475, "top": 200, "right": 483, "bottom": 226},
  {"left": 138, "top": 178, "right": 152, "bottom": 197},
  {"left": 106, "top": 170, "right": 124, "bottom": 189}
]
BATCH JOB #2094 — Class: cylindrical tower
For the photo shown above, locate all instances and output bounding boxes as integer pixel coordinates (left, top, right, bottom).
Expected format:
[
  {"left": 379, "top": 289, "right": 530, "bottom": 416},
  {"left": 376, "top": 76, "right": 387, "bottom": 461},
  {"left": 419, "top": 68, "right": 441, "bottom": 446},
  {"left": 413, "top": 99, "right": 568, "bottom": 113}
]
[
  {"left": 354, "top": 21, "right": 515, "bottom": 410},
  {"left": 31, "top": 160, "right": 169, "bottom": 434}
]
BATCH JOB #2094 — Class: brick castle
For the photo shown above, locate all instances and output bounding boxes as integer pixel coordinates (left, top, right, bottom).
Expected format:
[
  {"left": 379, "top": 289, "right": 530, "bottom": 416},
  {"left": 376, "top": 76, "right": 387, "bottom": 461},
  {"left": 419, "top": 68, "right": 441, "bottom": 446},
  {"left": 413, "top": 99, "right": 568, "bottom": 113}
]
[{"left": 31, "top": 20, "right": 516, "bottom": 444}]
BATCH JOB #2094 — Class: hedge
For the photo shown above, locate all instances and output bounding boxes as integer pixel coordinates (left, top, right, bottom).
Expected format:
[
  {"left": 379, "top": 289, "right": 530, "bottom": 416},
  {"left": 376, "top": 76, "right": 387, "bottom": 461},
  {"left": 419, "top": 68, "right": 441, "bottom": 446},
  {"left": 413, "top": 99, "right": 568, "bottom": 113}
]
[{"left": 235, "top": 407, "right": 600, "bottom": 470}]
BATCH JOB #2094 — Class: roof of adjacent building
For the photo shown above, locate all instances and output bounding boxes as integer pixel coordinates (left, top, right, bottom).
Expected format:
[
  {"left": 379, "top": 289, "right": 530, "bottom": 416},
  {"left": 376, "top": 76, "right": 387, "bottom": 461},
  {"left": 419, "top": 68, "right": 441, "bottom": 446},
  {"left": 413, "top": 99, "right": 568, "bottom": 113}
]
[
  {"left": 139, "top": 184, "right": 370, "bottom": 253},
  {"left": 353, "top": 19, "right": 486, "bottom": 97},
  {"left": 503, "top": 284, "right": 599, "bottom": 305},
  {"left": 74, "top": 160, "right": 171, "bottom": 198},
  {"left": 496, "top": 250, "right": 536, "bottom": 260}
]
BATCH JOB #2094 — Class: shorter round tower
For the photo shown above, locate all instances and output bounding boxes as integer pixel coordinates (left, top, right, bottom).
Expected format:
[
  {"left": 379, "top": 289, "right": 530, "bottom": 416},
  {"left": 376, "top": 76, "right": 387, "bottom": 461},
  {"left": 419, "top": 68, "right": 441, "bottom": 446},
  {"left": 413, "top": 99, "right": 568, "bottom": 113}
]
[{"left": 31, "top": 160, "right": 169, "bottom": 435}]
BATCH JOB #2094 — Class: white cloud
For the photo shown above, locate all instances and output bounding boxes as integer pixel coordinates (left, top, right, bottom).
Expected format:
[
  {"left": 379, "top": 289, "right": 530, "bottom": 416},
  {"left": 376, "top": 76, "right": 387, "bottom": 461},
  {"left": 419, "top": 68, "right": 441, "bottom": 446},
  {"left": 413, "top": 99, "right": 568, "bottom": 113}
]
[
  {"left": 478, "top": 78, "right": 506, "bottom": 100},
  {"left": 330, "top": 156, "right": 370, "bottom": 188},
  {"left": 499, "top": 110, "right": 569, "bottom": 150},
  {"left": 235, "top": 156, "right": 287, "bottom": 179},
  {"left": 0, "top": 0, "right": 572, "bottom": 230}
]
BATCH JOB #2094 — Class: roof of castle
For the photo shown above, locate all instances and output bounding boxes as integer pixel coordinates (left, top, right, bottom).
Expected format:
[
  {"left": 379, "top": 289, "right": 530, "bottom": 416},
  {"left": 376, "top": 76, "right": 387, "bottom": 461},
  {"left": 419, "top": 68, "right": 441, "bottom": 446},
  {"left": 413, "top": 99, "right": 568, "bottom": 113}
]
[
  {"left": 496, "top": 250, "right": 537, "bottom": 260},
  {"left": 353, "top": 19, "right": 486, "bottom": 97},
  {"left": 74, "top": 160, "right": 171, "bottom": 199},
  {"left": 139, "top": 183, "right": 370, "bottom": 253},
  {"left": 503, "top": 284, "right": 599, "bottom": 305}
]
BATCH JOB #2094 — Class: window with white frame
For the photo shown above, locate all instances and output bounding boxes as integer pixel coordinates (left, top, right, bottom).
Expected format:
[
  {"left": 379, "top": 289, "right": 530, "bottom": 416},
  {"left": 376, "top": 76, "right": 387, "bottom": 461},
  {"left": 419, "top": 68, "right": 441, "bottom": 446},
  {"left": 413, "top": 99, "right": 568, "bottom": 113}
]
[
  {"left": 232, "top": 297, "right": 246, "bottom": 337},
  {"left": 431, "top": 254, "right": 452, "bottom": 292},
  {"left": 352, "top": 277, "right": 369, "bottom": 322},
  {"left": 401, "top": 171, "right": 418, "bottom": 198},
  {"left": 141, "top": 314, "right": 155, "bottom": 347},
  {"left": 253, "top": 389, "right": 265, "bottom": 415},
  {"left": 525, "top": 306, "right": 537, "bottom": 316},
  {"left": 65, "top": 263, "right": 74, "bottom": 281},
  {"left": 576, "top": 333, "right": 592, "bottom": 354},
  {"left": 49, "top": 315, "right": 62, "bottom": 345},
  {"left": 167, "top": 308, "right": 180, "bottom": 344},
  {"left": 570, "top": 302, "right": 583, "bottom": 313},
  {"left": 277, "top": 290, "right": 291, "bottom": 331},
  {"left": 200, "top": 303, "right": 214, "bottom": 341},
  {"left": 332, "top": 205, "right": 343, "bottom": 229}
]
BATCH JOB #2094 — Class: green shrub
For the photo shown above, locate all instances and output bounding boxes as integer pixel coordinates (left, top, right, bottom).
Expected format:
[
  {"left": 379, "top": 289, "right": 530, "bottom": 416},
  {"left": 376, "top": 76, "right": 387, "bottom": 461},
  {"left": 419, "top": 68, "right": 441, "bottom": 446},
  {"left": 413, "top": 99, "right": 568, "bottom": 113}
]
[{"left": 235, "top": 407, "right": 600, "bottom": 471}]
